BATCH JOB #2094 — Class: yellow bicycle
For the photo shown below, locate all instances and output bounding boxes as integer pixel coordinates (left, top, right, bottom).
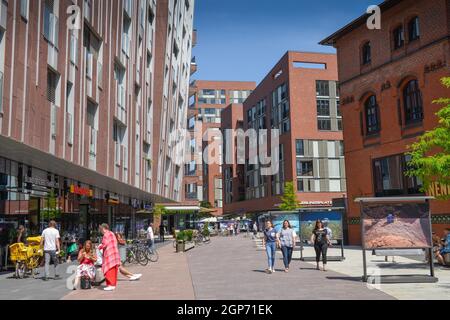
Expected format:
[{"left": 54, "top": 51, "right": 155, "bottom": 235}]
[{"left": 9, "top": 236, "right": 44, "bottom": 279}]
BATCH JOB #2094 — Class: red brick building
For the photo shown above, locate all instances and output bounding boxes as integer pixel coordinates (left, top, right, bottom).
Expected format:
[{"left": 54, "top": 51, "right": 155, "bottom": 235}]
[
  {"left": 184, "top": 80, "right": 256, "bottom": 216},
  {"left": 321, "top": 0, "right": 450, "bottom": 244},
  {"left": 222, "top": 51, "right": 346, "bottom": 216},
  {"left": 0, "top": 0, "right": 195, "bottom": 239}
]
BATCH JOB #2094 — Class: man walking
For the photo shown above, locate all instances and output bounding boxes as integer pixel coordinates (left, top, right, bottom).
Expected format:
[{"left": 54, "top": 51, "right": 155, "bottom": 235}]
[
  {"left": 147, "top": 223, "right": 155, "bottom": 252},
  {"left": 159, "top": 224, "right": 165, "bottom": 242},
  {"left": 40, "top": 220, "right": 61, "bottom": 281}
]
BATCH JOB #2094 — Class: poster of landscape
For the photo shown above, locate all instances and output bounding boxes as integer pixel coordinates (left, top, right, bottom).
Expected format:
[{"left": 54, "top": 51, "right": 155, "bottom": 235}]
[
  {"left": 299, "top": 211, "right": 343, "bottom": 241},
  {"left": 362, "top": 202, "right": 432, "bottom": 249}
]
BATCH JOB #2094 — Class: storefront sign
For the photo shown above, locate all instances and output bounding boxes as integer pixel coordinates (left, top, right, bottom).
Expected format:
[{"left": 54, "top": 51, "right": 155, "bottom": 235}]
[
  {"left": 24, "top": 176, "right": 60, "bottom": 189},
  {"left": 300, "top": 201, "right": 333, "bottom": 207},
  {"left": 427, "top": 182, "right": 450, "bottom": 198},
  {"left": 70, "top": 184, "right": 93, "bottom": 197},
  {"left": 108, "top": 195, "right": 120, "bottom": 205}
]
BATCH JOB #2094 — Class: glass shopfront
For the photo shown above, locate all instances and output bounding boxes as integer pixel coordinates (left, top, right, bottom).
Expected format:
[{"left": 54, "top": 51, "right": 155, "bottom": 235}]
[{"left": 0, "top": 156, "right": 153, "bottom": 249}]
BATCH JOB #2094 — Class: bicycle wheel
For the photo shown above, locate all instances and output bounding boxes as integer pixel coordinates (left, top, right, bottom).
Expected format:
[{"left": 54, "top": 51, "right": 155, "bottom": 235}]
[
  {"left": 146, "top": 249, "right": 159, "bottom": 262},
  {"left": 16, "top": 262, "right": 26, "bottom": 279},
  {"left": 137, "top": 248, "right": 149, "bottom": 266},
  {"left": 126, "top": 248, "right": 136, "bottom": 265},
  {"left": 195, "top": 235, "right": 204, "bottom": 246}
]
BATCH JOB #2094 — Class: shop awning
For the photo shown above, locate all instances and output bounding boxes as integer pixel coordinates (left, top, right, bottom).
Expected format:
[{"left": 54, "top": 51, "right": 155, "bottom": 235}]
[
  {"left": 0, "top": 135, "right": 174, "bottom": 204},
  {"left": 164, "top": 206, "right": 200, "bottom": 211}
]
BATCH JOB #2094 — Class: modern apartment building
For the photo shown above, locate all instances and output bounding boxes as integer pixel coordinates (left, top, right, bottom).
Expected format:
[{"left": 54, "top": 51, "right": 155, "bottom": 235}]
[
  {"left": 0, "top": 0, "right": 195, "bottom": 240},
  {"left": 320, "top": 0, "right": 450, "bottom": 244},
  {"left": 222, "top": 52, "right": 346, "bottom": 216},
  {"left": 184, "top": 80, "right": 256, "bottom": 215}
]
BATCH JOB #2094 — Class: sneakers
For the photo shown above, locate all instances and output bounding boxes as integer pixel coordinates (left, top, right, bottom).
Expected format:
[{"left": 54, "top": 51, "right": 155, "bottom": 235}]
[
  {"left": 265, "top": 268, "right": 272, "bottom": 274},
  {"left": 129, "top": 274, "right": 142, "bottom": 281},
  {"left": 103, "top": 286, "right": 116, "bottom": 291},
  {"left": 271, "top": 268, "right": 276, "bottom": 273}
]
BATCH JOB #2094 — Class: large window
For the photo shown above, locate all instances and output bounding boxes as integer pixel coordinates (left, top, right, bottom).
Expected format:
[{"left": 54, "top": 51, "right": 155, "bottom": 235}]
[
  {"left": 373, "top": 154, "right": 423, "bottom": 197},
  {"left": 316, "top": 80, "right": 330, "bottom": 97},
  {"left": 403, "top": 79, "right": 423, "bottom": 124},
  {"left": 296, "top": 140, "right": 304, "bottom": 156},
  {"left": 317, "top": 99, "right": 330, "bottom": 116},
  {"left": 364, "top": 95, "right": 380, "bottom": 135},
  {"left": 297, "top": 160, "right": 313, "bottom": 177},
  {"left": 43, "top": 0, "right": 58, "bottom": 47},
  {"left": 408, "top": 16, "right": 420, "bottom": 42},
  {"left": 362, "top": 41, "right": 371, "bottom": 65}
]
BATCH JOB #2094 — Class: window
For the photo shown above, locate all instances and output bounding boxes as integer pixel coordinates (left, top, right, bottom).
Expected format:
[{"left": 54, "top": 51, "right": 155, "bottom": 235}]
[
  {"left": 316, "top": 81, "right": 330, "bottom": 97},
  {"left": 317, "top": 99, "right": 330, "bottom": 116},
  {"left": 373, "top": 154, "right": 423, "bottom": 197},
  {"left": 297, "top": 160, "right": 313, "bottom": 177},
  {"left": 20, "top": 0, "right": 29, "bottom": 20},
  {"left": 69, "top": 33, "right": 78, "bottom": 65},
  {"left": 408, "top": 17, "right": 420, "bottom": 42},
  {"left": 362, "top": 41, "right": 371, "bottom": 65},
  {"left": 296, "top": 140, "right": 304, "bottom": 156},
  {"left": 393, "top": 26, "right": 404, "bottom": 49},
  {"left": 403, "top": 79, "right": 423, "bottom": 124},
  {"left": 336, "top": 100, "right": 341, "bottom": 117},
  {"left": 364, "top": 95, "right": 380, "bottom": 135},
  {"left": 47, "top": 69, "right": 59, "bottom": 104},
  {"left": 318, "top": 119, "right": 331, "bottom": 131},
  {"left": 44, "top": 0, "right": 58, "bottom": 47}
]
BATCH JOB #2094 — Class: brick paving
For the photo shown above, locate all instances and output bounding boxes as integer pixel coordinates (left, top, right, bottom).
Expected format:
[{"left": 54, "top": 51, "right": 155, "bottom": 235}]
[
  {"left": 0, "top": 236, "right": 395, "bottom": 300},
  {"left": 186, "top": 236, "right": 395, "bottom": 300},
  {"left": 63, "top": 242, "right": 195, "bottom": 300}
]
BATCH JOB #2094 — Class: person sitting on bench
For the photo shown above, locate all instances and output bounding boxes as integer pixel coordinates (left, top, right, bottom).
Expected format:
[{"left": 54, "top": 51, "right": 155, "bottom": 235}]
[
  {"left": 435, "top": 228, "right": 450, "bottom": 266},
  {"left": 73, "top": 240, "right": 97, "bottom": 290}
]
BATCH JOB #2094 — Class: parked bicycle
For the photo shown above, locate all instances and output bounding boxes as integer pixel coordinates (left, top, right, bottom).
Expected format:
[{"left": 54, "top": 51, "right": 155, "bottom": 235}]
[{"left": 124, "top": 240, "right": 148, "bottom": 266}]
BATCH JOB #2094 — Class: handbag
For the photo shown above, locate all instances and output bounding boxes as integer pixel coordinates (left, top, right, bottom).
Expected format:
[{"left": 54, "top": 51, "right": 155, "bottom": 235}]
[{"left": 80, "top": 277, "right": 91, "bottom": 290}]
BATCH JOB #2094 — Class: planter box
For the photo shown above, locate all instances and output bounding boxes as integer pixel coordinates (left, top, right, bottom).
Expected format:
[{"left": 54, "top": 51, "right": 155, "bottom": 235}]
[{"left": 176, "top": 241, "right": 195, "bottom": 252}]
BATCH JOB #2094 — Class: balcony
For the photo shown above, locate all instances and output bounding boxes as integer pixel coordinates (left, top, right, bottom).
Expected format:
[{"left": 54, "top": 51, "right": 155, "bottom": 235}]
[{"left": 190, "top": 57, "right": 197, "bottom": 75}]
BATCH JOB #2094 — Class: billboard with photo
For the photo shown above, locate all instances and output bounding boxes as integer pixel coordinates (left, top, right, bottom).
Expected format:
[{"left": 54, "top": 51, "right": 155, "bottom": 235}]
[
  {"left": 299, "top": 211, "right": 343, "bottom": 241},
  {"left": 361, "top": 202, "right": 432, "bottom": 249},
  {"left": 272, "top": 213, "right": 300, "bottom": 234}
]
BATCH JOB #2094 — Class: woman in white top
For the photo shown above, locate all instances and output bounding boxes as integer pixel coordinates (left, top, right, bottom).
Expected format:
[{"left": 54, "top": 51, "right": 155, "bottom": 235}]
[{"left": 278, "top": 220, "right": 297, "bottom": 273}]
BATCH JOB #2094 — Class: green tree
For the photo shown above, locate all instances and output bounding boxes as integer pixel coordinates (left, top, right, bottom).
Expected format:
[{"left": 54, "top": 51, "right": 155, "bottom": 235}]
[
  {"left": 152, "top": 204, "right": 166, "bottom": 220},
  {"left": 200, "top": 201, "right": 212, "bottom": 209},
  {"left": 406, "top": 77, "right": 450, "bottom": 199},
  {"left": 279, "top": 181, "right": 299, "bottom": 211}
]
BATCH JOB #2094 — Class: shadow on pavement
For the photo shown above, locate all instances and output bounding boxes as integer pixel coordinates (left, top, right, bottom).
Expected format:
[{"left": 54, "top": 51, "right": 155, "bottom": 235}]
[{"left": 326, "top": 276, "right": 363, "bottom": 282}]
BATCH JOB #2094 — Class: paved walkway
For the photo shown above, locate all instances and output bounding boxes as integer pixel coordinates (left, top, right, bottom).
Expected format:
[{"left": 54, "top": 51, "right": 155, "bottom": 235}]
[
  {"left": 186, "top": 236, "right": 394, "bottom": 300},
  {"left": 3, "top": 236, "right": 428, "bottom": 300},
  {"left": 63, "top": 242, "right": 195, "bottom": 300}
]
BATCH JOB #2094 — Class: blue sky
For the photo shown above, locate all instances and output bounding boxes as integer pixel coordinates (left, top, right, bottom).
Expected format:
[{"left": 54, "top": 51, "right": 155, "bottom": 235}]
[{"left": 193, "top": 0, "right": 376, "bottom": 83}]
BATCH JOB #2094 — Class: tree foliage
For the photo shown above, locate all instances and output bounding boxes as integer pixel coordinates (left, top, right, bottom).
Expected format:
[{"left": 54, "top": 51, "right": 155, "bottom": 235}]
[
  {"left": 279, "top": 181, "right": 299, "bottom": 211},
  {"left": 406, "top": 77, "right": 450, "bottom": 199}
]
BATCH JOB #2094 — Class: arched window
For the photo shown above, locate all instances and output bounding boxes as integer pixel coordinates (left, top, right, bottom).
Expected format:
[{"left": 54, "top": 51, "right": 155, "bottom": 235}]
[
  {"left": 403, "top": 79, "right": 423, "bottom": 124},
  {"left": 408, "top": 16, "right": 420, "bottom": 42},
  {"left": 365, "top": 95, "right": 380, "bottom": 134},
  {"left": 362, "top": 41, "right": 371, "bottom": 65}
]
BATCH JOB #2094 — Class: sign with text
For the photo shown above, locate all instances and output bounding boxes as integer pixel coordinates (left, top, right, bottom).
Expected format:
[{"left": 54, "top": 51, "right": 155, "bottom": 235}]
[{"left": 70, "top": 184, "right": 93, "bottom": 197}]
